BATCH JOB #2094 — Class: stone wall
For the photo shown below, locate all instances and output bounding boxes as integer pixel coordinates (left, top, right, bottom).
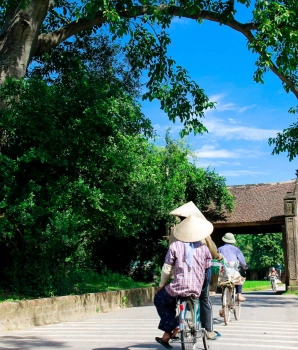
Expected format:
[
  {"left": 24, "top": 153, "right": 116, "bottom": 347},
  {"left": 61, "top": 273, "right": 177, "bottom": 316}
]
[{"left": 0, "top": 287, "right": 156, "bottom": 332}]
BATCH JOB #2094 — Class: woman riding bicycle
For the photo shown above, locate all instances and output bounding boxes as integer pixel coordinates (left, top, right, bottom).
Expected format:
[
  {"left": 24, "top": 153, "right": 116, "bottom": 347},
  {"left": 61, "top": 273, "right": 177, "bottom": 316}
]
[
  {"left": 218, "top": 233, "right": 248, "bottom": 317},
  {"left": 154, "top": 215, "right": 215, "bottom": 349},
  {"left": 168, "top": 201, "right": 223, "bottom": 341}
]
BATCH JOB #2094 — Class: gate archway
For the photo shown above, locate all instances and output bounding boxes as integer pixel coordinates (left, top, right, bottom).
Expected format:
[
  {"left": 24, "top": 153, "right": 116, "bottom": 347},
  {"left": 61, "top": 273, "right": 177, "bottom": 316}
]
[{"left": 204, "top": 179, "right": 298, "bottom": 291}]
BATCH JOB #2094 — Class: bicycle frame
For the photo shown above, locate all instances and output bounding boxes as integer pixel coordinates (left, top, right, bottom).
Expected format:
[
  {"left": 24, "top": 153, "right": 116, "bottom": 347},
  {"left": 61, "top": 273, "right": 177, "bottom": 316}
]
[
  {"left": 178, "top": 297, "right": 202, "bottom": 334},
  {"left": 177, "top": 296, "right": 209, "bottom": 350},
  {"left": 270, "top": 276, "right": 277, "bottom": 290}
]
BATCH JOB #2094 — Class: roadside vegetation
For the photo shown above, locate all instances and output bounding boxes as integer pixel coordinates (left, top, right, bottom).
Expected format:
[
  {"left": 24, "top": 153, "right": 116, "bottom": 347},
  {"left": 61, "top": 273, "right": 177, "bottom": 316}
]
[
  {"left": 0, "top": 35, "right": 234, "bottom": 299},
  {"left": 2, "top": 1, "right": 296, "bottom": 301},
  {"left": 242, "top": 281, "right": 271, "bottom": 292},
  {"left": 0, "top": 271, "right": 152, "bottom": 302}
]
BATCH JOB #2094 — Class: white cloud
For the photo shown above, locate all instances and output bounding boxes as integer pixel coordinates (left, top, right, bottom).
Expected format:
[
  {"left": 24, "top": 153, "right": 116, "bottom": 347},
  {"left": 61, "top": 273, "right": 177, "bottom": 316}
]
[
  {"left": 194, "top": 160, "right": 241, "bottom": 168},
  {"left": 204, "top": 117, "right": 279, "bottom": 141},
  {"left": 193, "top": 145, "right": 261, "bottom": 159},
  {"left": 153, "top": 123, "right": 183, "bottom": 136},
  {"left": 208, "top": 93, "right": 256, "bottom": 114},
  {"left": 217, "top": 103, "right": 256, "bottom": 113},
  {"left": 218, "top": 170, "right": 267, "bottom": 178}
]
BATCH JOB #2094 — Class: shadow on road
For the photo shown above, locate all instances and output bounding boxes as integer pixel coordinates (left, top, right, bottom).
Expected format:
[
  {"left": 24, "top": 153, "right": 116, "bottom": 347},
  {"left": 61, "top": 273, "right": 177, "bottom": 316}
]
[
  {"left": 0, "top": 336, "right": 66, "bottom": 349},
  {"left": 211, "top": 289, "right": 298, "bottom": 309}
]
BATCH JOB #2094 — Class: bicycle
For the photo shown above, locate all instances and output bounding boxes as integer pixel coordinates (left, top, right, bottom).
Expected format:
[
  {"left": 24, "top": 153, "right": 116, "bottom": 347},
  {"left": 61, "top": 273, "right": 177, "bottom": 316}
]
[
  {"left": 216, "top": 260, "right": 246, "bottom": 326},
  {"left": 219, "top": 282, "right": 241, "bottom": 325},
  {"left": 176, "top": 296, "right": 211, "bottom": 350},
  {"left": 270, "top": 276, "right": 277, "bottom": 291}
]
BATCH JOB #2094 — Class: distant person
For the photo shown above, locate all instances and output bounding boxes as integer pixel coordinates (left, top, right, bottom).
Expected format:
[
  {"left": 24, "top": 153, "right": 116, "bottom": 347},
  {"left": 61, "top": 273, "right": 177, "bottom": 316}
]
[
  {"left": 218, "top": 232, "right": 248, "bottom": 306},
  {"left": 269, "top": 267, "right": 278, "bottom": 290},
  {"left": 269, "top": 267, "right": 278, "bottom": 277}
]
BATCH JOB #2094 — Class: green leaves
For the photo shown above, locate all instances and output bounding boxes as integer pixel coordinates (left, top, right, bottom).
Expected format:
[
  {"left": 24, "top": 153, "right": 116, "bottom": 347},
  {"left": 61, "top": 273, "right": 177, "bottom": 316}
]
[
  {"left": 0, "top": 63, "right": 232, "bottom": 295},
  {"left": 269, "top": 117, "right": 298, "bottom": 161},
  {"left": 235, "top": 233, "right": 284, "bottom": 270},
  {"left": 126, "top": 25, "right": 214, "bottom": 136}
]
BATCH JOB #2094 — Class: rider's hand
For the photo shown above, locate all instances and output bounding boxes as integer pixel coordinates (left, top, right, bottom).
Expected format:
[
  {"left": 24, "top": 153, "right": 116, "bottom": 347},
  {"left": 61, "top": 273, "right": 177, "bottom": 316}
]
[{"left": 217, "top": 253, "right": 224, "bottom": 261}]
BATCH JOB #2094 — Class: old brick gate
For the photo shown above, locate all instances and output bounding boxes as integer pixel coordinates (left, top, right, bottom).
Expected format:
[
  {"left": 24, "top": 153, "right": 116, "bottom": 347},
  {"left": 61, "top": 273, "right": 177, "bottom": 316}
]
[{"left": 205, "top": 179, "right": 298, "bottom": 291}]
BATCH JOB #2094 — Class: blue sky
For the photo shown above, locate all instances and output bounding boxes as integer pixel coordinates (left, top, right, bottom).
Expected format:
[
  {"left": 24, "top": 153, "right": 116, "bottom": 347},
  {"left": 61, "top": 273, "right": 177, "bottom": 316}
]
[{"left": 141, "top": 13, "right": 298, "bottom": 186}]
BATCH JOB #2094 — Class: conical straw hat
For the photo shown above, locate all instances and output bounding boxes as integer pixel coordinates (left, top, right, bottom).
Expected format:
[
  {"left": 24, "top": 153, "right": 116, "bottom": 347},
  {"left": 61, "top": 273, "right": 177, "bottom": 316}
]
[
  {"left": 173, "top": 215, "right": 213, "bottom": 243},
  {"left": 169, "top": 201, "right": 205, "bottom": 219}
]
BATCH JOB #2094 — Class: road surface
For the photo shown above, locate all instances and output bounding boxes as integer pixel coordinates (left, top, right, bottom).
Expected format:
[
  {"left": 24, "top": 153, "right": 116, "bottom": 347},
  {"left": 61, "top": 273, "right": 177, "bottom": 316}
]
[{"left": 0, "top": 287, "right": 297, "bottom": 350}]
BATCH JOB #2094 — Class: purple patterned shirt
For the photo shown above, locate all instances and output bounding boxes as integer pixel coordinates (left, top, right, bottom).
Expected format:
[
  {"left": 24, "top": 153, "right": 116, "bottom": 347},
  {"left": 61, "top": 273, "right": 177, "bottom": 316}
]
[
  {"left": 164, "top": 241, "right": 212, "bottom": 299},
  {"left": 218, "top": 243, "right": 247, "bottom": 268}
]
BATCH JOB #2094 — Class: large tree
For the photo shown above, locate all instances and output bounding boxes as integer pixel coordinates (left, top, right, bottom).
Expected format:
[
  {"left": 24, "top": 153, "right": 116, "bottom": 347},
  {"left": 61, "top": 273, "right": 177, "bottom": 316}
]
[
  {"left": 0, "top": 34, "right": 234, "bottom": 296},
  {"left": 1, "top": 1, "right": 298, "bottom": 140}
]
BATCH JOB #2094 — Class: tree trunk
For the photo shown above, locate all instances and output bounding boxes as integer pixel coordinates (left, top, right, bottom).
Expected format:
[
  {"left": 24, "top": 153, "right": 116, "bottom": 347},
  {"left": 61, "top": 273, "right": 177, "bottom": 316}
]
[{"left": 0, "top": 0, "right": 51, "bottom": 85}]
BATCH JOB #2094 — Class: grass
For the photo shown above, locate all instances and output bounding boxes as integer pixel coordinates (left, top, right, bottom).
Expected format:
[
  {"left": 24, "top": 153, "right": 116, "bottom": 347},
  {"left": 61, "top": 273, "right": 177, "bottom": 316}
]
[
  {"left": 0, "top": 271, "right": 152, "bottom": 303},
  {"left": 0, "top": 292, "right": 27, "bottom": 303},
  {"left": 242, "top": 280, "right": 272, "bottom": 292},
  {"left": 72, "top": 271, "right": 152, "bottom": 294}
]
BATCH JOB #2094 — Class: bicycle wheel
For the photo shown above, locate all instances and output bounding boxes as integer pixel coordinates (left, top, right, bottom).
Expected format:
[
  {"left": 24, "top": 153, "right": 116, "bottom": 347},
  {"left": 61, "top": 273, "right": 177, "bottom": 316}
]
[
  {"left": 202, "top": 331, "right": 211, "bottom": 350},
  {"left": 222, "top": 287, "right": 231, "bottom": 325},
  {"left": 273, "top": 280, "right": 277, "bottom": 291},
  {"left": 233, "top": 287, "right": 241, "bottom": 320},
  {"left": 181, "top": 300, "right": 196, "bottom": 350}
]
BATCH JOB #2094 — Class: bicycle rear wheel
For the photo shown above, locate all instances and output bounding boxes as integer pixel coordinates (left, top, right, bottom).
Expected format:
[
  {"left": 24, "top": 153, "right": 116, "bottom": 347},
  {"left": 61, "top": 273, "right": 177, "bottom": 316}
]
[
  {"left": 181, "top": 300, "right": 196, "bottom": 350},
  {"left": 233, "top": 287, "right": 241, "bottom": 320},
  {"left": 222, "top": 287, "right": 231, "bottom": 325}
]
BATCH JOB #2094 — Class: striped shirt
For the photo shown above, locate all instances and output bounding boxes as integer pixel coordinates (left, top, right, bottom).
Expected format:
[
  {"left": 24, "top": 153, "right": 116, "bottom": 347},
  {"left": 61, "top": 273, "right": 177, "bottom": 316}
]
[{"left": 164, "top": 240, "right": 212, "bottom": 299}]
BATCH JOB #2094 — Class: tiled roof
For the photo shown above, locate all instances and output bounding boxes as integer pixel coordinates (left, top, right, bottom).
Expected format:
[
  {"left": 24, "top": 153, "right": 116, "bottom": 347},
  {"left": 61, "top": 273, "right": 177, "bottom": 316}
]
[{"left": 209, "top": 180, "right": 297, "bottom": 224}]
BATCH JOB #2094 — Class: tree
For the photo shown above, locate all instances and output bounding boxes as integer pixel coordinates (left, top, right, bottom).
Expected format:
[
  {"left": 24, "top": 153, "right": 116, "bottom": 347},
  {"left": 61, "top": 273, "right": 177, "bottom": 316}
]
[
  {"left": 235, "top": 233, "right": 284, "bottom": 270},
  {"left": 0, "top": 35, "right": 233, "bottom": 295},
  {"left": 1, "top": 1, "right": 298, "bottom": 139}
]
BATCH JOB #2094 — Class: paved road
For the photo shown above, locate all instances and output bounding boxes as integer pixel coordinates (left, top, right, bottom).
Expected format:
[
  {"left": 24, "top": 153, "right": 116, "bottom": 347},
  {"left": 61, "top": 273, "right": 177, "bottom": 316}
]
[{"left": 0, "top": 287, "right": 297, "bottom": 350}]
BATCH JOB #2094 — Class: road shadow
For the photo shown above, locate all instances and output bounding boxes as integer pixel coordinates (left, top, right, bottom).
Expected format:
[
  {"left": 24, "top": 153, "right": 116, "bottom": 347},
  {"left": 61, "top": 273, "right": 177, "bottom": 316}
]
[
  {"left": 210, "top": 289, "right": 298, "bottom": 309},
  {"left": 92, "top": 343, "right": 208, "bottom": 350},
  {"left": 0, "top": 336, "right": 67, "bottom": 349}
]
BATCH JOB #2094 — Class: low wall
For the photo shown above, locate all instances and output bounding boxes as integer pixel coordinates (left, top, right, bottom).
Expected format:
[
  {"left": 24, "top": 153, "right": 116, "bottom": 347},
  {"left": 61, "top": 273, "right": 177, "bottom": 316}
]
[{"left": 0, "top": 287, "right": 156, "bottom": 332}]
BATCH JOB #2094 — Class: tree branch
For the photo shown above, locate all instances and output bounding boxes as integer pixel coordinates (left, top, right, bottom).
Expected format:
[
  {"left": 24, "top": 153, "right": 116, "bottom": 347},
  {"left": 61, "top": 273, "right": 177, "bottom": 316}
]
[
  {"left": 242, "top": 30, "right": 298, "bottom": 99},
  {"left": 33, "top": 4, "right": 298, "bottom": 98},
  {"left": 34, "top": 5, "right": 257, "bottom": 56}
]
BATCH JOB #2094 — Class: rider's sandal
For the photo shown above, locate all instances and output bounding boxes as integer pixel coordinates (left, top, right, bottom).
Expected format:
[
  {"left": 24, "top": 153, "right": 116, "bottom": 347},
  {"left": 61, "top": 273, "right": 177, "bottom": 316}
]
[
  {"left": 207, "top": 331, "right": 221, "bottom": 340},
  {"left": 155, "top": 337, "right": 173, "bottom": 349},
  {"left": 170, "top": 335, "right": 180, "bottom": 342},
  {"left": 170, "top": 328, "right": 180, "bottom": 342}
]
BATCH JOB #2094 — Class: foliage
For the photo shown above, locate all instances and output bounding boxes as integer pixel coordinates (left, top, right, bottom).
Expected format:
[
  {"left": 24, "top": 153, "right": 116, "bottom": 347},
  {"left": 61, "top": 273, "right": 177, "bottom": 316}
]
[
  {"left": 235, "top": 233, "right": 284, "bottom": 270},
  {"left": 269, "top": 119, "right": 298, "bottom": 161},
  {"left": 0, "top": 270, "right": 151, "bottom": 302},
  {"left": 2, "top": 1, "right": 298, "bottom": 149},
  {"left": 0, "top": 35, "right": 233, "bottom": 296}
]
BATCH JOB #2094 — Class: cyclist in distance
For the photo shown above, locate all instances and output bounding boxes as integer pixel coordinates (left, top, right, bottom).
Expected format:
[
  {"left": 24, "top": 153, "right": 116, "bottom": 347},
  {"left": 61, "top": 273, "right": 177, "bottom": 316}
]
[
  {"left": 218, "top": 232, "right": 248, "bottom": 308},
  {"left": 269, "top": 267, "right": 278, "bottom": 290},
  {"left": 269, "top": 267, "right": 278, "bottom": 277},
  {"left": 154, "top": 215, "right": 214, "bottom": 350}
]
